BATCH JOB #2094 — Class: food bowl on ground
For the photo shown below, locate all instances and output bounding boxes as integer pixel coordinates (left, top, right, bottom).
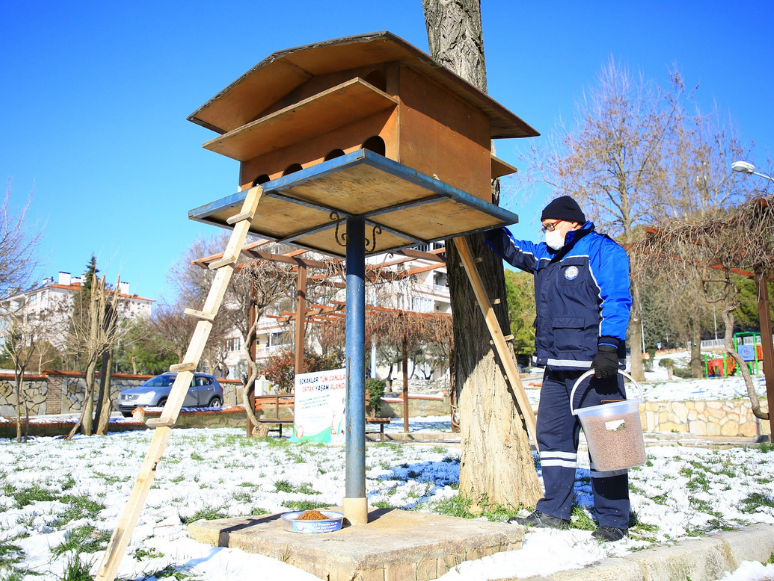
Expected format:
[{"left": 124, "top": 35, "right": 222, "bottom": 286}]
[{"left": 281, "top": 510, "right": 344, "bottom": 533}]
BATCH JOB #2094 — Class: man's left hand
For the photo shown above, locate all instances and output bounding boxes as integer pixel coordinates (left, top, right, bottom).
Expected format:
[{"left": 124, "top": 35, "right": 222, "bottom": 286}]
[{"left": 591, "top": 345, "right": 618, "bottom": 379}]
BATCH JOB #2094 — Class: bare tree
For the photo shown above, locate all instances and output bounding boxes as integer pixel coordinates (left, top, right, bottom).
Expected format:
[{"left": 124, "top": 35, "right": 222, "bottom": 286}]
[
  {"left": 423, "top": 0, "right": 541, "bottom": 508},
  {"left": 637, "top": 195, "right": 774, "bottom": 420},
  {"left": 520, "top": 60, "right": 687, "bottom": 381},
  {"left": 0, "top": 182, "right": 42, "bottom": 302},
  {"left": 65, "top": 275, "right": 125, "bottom": 438},
  {"left": 1, "top": 310, "right": 49, "bottom": 442}
]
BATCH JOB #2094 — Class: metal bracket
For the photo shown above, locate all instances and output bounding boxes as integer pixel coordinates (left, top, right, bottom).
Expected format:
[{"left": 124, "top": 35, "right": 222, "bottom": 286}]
[
  {"left": 332, "top": 212, "right": 349, "bottom": 247},
  {"left": 364, "top": 225, "right": 382, "bottom": 253}
]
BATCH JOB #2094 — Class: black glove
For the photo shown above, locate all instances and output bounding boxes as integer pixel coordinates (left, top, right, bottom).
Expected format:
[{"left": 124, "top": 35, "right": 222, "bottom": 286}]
[{"left": 591, "top": 345, "right": 619, "bottom": 379}]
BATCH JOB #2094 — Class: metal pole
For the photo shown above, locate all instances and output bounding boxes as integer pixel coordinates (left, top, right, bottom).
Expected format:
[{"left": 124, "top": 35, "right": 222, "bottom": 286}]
[
  {"left": 344, "top": 217, "right": 367, "bottom": 525},
  {"left": 756, "top": 272, "right": 774, "bottom": 439}
]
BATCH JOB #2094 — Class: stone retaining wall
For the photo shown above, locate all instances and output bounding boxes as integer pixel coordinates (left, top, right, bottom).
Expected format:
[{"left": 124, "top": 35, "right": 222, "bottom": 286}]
[
  {"left": 0, "top": 371, "right": 246, "bottom": 419},
  {"left": 641, "top": 398, "right": 770, "bottom": 437}
]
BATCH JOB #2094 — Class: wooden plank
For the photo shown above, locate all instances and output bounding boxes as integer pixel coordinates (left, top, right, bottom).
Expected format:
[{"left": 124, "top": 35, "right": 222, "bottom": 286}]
[
  {"left": 169, "top": 362, "right": 196, "bottom": 372},
  {"left": 453, "top": 237, "right": 538, "bottom": 452},
  {"left": 238, "top": 107, "right": 397, "bottom": 191},
  {"left": 398, "top": 64, "right": 492, "bottom": 202},
  {"left": 145, "top": 418, "right": 175, "bottom": 428},
  {"left": 491, "top": 154, "right": 518, "bottom": 179},
  {"left": 187, "top": 32, "right": 538, "bottom": 140},
  {"left": 204, "top": 79, "right": 398, "bottom": 162},
  {"left": 226, "top": 211, "right": 253, "bottom": 225},
  {"left": 95, "top": 186, "right": 264, "bottom": 581},
  {"left": 183, "top": 308, "right": 216, "bottom": 322}
]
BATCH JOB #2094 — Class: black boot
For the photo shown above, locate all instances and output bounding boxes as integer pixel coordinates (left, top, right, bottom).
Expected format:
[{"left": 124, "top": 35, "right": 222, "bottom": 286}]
[
  {"left": 592, "top": 525, "right": 628, "bottom": 541},
  {"left": 508, "top": 510, "right": 570, "bottom": 529}
]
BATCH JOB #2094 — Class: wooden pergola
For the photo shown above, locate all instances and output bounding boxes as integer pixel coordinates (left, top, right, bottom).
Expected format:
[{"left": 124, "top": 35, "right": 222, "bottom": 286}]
[{"left": 193, "top": 239, "right": 447, "bottom": 376}]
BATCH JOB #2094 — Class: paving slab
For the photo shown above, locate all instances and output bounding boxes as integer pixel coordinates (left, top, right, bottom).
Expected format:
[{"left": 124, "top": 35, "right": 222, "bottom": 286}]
[
  {"left": 188, "top": 507, "right": 524, "bottom": 581},
  {"left": 516, "top": 524, "right": 774, "bottom": 581}
]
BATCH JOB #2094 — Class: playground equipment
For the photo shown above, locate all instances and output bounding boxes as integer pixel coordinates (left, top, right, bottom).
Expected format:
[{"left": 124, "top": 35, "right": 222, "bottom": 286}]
[
  {"left": 95, "top": 32, "right": 540, "bottom": 581},
  {"left": 704, "top": 331, "right": 765, "bottom": 377}
]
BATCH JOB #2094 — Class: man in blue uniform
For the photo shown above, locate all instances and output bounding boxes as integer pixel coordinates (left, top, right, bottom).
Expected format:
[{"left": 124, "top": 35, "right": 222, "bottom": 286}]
[{"left": 485, "top": 195, "right": 632, "bottom": 542}]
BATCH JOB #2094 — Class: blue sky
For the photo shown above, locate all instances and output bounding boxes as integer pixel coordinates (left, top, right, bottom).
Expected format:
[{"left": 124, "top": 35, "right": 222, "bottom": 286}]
[{"left": 2, "top": 0, "right": 772, "bottom": 302}]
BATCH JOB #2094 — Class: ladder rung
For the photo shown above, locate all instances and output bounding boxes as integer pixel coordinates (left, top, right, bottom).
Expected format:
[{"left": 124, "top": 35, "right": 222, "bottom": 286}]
[
  {"left": 146, "top": 418, "right": 175, "bottom": 429},
  {"left": 170, "top": 362, "right": 196, "bottom": 372},
  {"left": 184, "top": 308, "right": 216, "bottom": 322},
  {"left": 504, "top": 334, "right": 514, "bottom": 341},
  {"left": 226, "top": 212, "right": 253, "bottom": 225},
  {"left": 474, "top": 257, "right": 483, "bottom": 263},
  {"left": 492, "top": 298, "right": 501, "bottom": 305},
  {"left": 208, "top": 256, "right": 237, "bottom": 270}
]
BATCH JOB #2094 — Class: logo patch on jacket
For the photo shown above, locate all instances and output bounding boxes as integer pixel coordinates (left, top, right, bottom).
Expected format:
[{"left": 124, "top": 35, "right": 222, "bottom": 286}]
[{"left": 564, "top": 266, "right": 579, "bottom": 280}]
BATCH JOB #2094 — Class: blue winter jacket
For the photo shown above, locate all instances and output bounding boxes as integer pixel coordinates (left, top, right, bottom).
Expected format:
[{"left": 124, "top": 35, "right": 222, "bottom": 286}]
[{"left": 486, "top": 222, "right": 632, "bottom": 370}]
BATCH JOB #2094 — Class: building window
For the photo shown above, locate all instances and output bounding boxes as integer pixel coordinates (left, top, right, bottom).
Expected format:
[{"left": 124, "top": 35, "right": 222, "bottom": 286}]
[{"left": 226, "top": 337, "right": 242, "bottom": 352}]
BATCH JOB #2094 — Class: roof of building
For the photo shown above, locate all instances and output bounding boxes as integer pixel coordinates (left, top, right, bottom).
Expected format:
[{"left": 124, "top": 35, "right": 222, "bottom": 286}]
[{"left": 29, "top": 282, "right": 154, "bottom": 303}]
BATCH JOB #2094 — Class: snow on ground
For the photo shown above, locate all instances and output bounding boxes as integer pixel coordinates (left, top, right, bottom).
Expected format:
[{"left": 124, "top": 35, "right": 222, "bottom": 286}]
[{"left": 1, "top": 419, "right": 774, "bottom": 581}]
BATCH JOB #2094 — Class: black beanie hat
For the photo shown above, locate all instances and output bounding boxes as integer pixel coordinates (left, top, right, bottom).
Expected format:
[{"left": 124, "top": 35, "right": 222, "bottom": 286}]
[{"left": 541, "top": 195, "right": 586, "bottom": 224}]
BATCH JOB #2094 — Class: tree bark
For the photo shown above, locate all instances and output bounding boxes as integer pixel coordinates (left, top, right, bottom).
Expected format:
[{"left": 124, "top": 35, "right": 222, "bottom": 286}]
[
  {"left": 96, "top": 349, "right": 114, "bottom": 435},
  {"left": 15, "top": 370, "right": 23, "bottom": 443},
  {"left": 402, "top": 335, "right": 409, "bottom": 433},
  {"left": 423, "top": 0, "right": 541, "bottom": 507},
  {"left": 629, "top": 285, "right": 645, "bottom": 381},
  {"left": 722, "top": 305, "right": 768, "bottom": 419},
  {"left": 690, "top": 316, "right": 702, "bottom": 378}
]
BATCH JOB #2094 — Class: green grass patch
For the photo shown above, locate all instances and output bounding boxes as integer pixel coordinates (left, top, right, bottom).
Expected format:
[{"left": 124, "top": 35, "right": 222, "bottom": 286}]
[
  {"left": 53, "top": 526, "right": 111, "bottom": 556},
  {"left": 570, "top": 504, "right": 596, "bottom": 531},
  {"left": 60, "top": 553, "right": 94, "bottom": 581},
  {"left": 741, "top": 492, "right": 774, "bottom": 513},
  {"left": 137, "top": 565, "right": 193, "bottom": 580},
  {"left": 133, "top": 546, "right": 164, "bottom": 560},
  {"left": 371, "top": 501, "right": 393, "bottom": 509},
  {"left": 190, "top": 452, "right": 204, "bottom": 462},
  {"left": 59, "top": 494, "right": 106, "bottom": 523},
  {"left": 284, "top": 501, "right": 329, "bottom": 511},
  {"left": 274, "top": 480, "right": 293, "bottom": 493},
  {"left": 232, "top": 491, "right": 253, "bottom": 503},
  {"left": 295, "top": 483, "right": 320, "bottom": 495},
  {"left": 427, "top": 495, "right": 474, "bottom": 519},
  {"left": 10, "top": 484, "right": 59, "bottom": 507},
  {"left": 0, "top": 541, "right": 24, "bottom": 567},
  {"left": 180, "top": 507, "right": 228, "bottom": 524},
  {"left": 249, "top": 506, "right": 268, "bottom": 517}
]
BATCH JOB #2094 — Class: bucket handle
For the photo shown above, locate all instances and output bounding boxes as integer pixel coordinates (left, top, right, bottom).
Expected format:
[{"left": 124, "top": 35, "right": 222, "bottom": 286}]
[{"left": 570, "top": 369, "right": 643, "bottom": 416}]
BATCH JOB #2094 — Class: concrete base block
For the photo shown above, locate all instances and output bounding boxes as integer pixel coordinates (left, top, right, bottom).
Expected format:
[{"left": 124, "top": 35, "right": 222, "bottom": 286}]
[
  {"left": 719, "top": 524, "right": 774, "bottom": 567},
  {"left": 188, "top": 507, "right": 524, "bottom": 581}
]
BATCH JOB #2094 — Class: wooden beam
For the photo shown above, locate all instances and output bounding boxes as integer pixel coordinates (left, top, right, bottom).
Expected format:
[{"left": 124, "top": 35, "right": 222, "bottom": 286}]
[
  {"left": 453, "top": 237, "right": 539, "bottom": 452},
  {"left": 295, "top": 264, "right": 308, "bottom": 375}
]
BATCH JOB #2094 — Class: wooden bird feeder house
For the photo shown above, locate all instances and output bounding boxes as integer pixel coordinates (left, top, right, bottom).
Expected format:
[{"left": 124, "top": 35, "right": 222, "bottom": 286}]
[{"left": 188, "top": 31, "right": 538, "bottom": 257}]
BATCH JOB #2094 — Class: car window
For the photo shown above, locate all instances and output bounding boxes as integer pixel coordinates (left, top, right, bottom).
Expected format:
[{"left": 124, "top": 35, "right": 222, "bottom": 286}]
[{"left": 143, "top": 375, "right": 175, "bottom": 387}]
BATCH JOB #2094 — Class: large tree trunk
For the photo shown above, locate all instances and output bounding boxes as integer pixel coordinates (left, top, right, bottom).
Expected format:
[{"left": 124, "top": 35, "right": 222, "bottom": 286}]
[
  {"left": 629, "top": 285, "right": 645, "bottom": 381},
  {"left": 96, "top": 349, "right": 114, "bottom": 435},
  {"left": 423, "top": 0, "right": 541, "bottom": 508},
  {"left": 690, "top": 316, "right": 703, "bottom": 378},
  {"left": 15, "top": 371, "right": 23, "bottom": 443}
]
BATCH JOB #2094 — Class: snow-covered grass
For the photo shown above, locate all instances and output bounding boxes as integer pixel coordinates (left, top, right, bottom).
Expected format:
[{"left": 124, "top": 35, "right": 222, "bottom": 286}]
[{"left": 1, "top": 427, "right": 774, "bottom": 580}]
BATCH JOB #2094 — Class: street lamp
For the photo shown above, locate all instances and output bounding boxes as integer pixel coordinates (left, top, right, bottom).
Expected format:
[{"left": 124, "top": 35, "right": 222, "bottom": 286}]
[{"left": 732, "top": 160, "right": 774, "bottom": 182}]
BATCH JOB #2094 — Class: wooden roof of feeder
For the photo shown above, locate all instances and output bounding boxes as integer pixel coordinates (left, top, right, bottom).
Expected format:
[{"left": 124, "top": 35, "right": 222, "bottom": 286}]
[
  {"left": 187, "top": 32, "right": 535, "bottom": 258},
  {"left": 188, "top": 31, "right": 537, "bottom": 139}
]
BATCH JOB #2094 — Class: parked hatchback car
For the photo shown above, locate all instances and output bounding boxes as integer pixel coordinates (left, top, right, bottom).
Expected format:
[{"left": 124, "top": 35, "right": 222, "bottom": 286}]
[{"left": 116, "top": 372, "right": 224, "bottom": 417}]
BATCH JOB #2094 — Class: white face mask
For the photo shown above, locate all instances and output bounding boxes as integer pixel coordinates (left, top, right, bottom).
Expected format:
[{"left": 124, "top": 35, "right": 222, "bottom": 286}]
[{"left": 545, "top": 228, "right": 565, "bottom": 250}]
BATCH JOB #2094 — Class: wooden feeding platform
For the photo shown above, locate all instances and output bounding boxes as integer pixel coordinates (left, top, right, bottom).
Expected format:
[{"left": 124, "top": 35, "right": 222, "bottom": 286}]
[{"left": 188, "top": 149, "right": 520, "bottom": 257}]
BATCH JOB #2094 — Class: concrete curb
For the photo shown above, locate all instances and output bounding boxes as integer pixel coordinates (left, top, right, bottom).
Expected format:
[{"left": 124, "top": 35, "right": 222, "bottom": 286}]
[{"left": 514, "top": 524, "right": 774, "bottom": 581}]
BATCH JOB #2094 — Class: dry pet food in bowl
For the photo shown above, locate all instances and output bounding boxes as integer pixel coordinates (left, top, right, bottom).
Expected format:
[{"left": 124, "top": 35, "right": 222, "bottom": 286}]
[{"left": 281, "top": 510, "right": 344, "bottom": 533}]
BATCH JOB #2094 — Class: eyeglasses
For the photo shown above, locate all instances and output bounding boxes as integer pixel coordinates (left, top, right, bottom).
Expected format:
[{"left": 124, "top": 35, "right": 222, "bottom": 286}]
[{"left": 541, "top": 220, "right": 563, "bottom": 233}]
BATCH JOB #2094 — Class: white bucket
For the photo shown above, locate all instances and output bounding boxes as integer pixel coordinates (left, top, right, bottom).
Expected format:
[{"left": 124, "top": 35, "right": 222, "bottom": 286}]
[{"left": 570, "top": 370, "right": 646, "bottom": 472}]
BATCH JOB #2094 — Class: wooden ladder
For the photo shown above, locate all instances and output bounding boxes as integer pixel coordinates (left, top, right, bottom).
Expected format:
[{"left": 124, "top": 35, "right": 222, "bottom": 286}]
[{"left": 95, "top": 186, "right": 263, "bottom": 581}]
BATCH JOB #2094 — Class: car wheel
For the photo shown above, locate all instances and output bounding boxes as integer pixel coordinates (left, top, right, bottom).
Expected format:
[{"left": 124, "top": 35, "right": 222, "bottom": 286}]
[
  {"left": 157, "top": 398, "right": 167, "bottom": 408},
  {"left": 208, "top": 397, "right": 222, "bottom": 408}
]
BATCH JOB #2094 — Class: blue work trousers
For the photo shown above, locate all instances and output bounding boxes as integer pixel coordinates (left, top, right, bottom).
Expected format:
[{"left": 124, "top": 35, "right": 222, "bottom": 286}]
[{"left": 535, "top": 369, "right": 630, "bottom": 529}]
